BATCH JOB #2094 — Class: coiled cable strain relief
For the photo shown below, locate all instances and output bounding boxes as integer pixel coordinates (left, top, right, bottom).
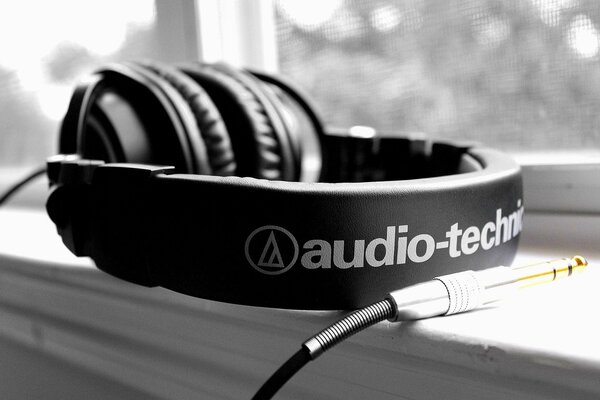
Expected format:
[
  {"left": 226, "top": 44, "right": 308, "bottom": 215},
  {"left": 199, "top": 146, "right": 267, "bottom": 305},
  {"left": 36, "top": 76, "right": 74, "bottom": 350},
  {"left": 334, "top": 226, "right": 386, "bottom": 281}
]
[{"left": 303, "top": 299, "right": 395, "bottom": 359}]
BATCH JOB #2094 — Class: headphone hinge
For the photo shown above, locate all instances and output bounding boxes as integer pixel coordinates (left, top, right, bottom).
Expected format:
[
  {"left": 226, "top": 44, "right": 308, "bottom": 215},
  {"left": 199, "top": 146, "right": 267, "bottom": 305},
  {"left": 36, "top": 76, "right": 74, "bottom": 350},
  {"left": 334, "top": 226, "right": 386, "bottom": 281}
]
[
  {"left": 89, "top": 163, "right": 175, "bottom": 287},
  {"left": 46, "top": 156, "right": 105, "bottom": 257}
]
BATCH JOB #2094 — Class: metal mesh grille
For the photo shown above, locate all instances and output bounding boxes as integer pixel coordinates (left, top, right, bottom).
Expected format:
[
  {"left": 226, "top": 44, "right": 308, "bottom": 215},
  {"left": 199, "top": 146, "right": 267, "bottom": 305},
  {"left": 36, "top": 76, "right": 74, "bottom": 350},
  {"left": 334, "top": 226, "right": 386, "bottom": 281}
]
[{"left": 275, "top": 0, "right": 600, "bottom": 153}]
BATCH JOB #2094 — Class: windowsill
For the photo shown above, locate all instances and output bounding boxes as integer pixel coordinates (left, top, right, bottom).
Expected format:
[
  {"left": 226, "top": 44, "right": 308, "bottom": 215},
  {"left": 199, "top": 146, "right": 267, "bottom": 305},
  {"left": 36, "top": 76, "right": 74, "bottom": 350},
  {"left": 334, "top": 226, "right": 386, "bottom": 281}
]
[
  {"left": 0, "top": 206, "right": 598, "bottom": 399},
  {"left": 0, "top": 155, "right": 599, "bottom": 399}
]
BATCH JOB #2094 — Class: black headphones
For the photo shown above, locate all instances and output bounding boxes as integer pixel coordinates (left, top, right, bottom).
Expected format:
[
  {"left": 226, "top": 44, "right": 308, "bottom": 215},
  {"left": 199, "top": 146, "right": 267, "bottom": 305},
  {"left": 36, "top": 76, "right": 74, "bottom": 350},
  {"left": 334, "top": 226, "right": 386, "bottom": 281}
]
[{"left": 47, "top": 61, "right": 523, "bottom": 310}]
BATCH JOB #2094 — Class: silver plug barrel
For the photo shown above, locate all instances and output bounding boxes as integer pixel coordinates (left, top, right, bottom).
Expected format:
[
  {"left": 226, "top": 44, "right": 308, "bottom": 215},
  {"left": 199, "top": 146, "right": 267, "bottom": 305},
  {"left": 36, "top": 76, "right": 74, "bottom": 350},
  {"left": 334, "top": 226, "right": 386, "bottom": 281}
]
[{"left": 386, "top": 256, "right": 588, "bottom": 322}]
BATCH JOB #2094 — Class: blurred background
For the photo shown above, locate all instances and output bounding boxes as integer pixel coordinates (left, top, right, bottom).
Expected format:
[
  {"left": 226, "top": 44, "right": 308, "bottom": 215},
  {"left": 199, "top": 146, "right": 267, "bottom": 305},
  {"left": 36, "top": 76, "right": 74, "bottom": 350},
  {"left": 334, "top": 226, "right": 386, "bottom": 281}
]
[
  {"left": 1, "top": 0, "right": 599, "bottom": 175},
  {"left": 277, "top": 0, "right": 600, "bottom": 153}
]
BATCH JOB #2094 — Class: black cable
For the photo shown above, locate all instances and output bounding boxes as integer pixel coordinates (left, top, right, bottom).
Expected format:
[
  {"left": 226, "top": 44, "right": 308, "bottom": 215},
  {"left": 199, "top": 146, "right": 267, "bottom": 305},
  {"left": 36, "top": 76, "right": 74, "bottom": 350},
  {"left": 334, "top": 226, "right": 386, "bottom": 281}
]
[
  {"left": 0, "top": 166, "right": 47, "bottom": 207},
  {"left": 251, "top": 299, "right": 395, "bottom": 400},
  {"left": 251, "top": 347, "right": 311, "bottom": 400}
]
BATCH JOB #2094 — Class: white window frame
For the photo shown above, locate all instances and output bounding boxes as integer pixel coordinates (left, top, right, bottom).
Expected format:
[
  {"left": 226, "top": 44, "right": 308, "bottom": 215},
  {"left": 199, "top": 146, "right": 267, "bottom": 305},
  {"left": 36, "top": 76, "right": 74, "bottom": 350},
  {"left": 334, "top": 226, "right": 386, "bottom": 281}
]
[
  {"left": 3, "top": 1, "right": 597, "bottom": 216},
  {"left": 192, "top": 0, "right": 600, "bottom": 215},
  {"left": 518, "top": 159, "right": 600, "bottom": 214},
  {"left": 194, "top": 0, "right": 278, "bottom": 72}
]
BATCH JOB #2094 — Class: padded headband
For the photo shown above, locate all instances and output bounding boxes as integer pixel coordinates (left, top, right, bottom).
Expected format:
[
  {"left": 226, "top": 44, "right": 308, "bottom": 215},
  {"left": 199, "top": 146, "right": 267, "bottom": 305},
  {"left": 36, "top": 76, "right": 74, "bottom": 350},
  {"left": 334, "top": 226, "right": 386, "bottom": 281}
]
[{"left": 47, "top": 62, "right": 523, "bottom": 310}]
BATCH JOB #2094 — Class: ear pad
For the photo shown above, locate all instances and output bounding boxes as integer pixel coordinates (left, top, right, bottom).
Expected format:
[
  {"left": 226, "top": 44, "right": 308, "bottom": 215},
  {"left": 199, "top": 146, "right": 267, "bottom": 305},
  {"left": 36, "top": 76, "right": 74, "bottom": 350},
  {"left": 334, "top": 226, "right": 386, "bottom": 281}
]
[
  {"left": 60, "top": 64, "right": 199, "bottom": 173},
  {"left": 179, "top": 63, "right": 295, "bottom": 180},
  {"left": 83, "top": 99, "right": 139, "bottom": 162},
  {"left": 249, "top": 76, "right": 303, "bottom": 175},
  {"left": 209, "top": 63, "right": 298, "bottom": 180},
  {"left": 136, "top": 61, "right": 236, "bottom": 176},
  {"left": 249, "top": 71, "right": 325, "bottom": 182},
  {"left": 122, "top": 62, "right": 211, "bottom": 174}
]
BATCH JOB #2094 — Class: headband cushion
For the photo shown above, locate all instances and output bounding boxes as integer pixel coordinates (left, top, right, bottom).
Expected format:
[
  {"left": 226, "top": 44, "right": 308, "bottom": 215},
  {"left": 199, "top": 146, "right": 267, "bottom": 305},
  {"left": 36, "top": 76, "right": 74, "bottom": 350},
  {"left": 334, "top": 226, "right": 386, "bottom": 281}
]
[
  {"left": 180, "top": 64, "right": 289, "bottom": 180},
  {"left": 137, "top": 61, "right": 236, "bottom": 176}
]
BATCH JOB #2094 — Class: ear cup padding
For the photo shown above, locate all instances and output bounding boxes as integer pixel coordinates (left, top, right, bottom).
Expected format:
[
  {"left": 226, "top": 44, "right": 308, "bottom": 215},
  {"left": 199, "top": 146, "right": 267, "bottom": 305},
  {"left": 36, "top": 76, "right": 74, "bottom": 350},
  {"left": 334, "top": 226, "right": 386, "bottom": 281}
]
[
  {"left": 81, "top": 105, "right": 123, "bottom": 162},
  {"left": 60, "top": 73, "right": 103, "bottom": 155},
  {"left": 180, "top": 64, "right": 291, "bottom": 180},
  {"left": 60, "top": 64, "right": 197, "bottom": 172},
  {"left": 252, "top": 80, "right": 302, "bottom": 175},
  {"left": 210, "top": 63, "right": 297, "bottom": 181},
  {"left": 124, "top": 62, "right": 211, "bottom": 175},
  {"left": 250, "top": 71, "right": 325, "bottom": 182},
  {"left": 92, "top": 89, "right": 153, "bottom": 163},
  {"left": 137, "top": 61, "right": 236, "bottom": 176}
]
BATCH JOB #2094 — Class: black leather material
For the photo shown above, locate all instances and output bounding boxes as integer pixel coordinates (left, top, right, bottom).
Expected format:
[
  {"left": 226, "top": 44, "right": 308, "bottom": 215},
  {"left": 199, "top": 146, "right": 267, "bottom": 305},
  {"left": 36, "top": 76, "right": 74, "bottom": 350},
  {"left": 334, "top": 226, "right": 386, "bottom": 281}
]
[
  {"left": 249, "top": 71, "right": 325, "bottom": 182},
  {"left": 59, "top": 64, "right": 196, "bottom": 172},
  {"left": 143, "top": 148, "right": 522, "bottom": 309},
  {"left": 123, "top": 62, "right": 211, "bottom": 174},
  {"left": 180, "top": 64, "right": 287, "bottom": 179},
  {"left": 211, "top": 63, "right": 297, "bottom": 180},
  {"left": 139, "top": 61, "right": 236, "bottom": 176},
  {"left": 50, "top": 61, "right": 524, "bottom": 310},
  {"left": 47, "top": 145, "right": 522, "bottom": 310}
]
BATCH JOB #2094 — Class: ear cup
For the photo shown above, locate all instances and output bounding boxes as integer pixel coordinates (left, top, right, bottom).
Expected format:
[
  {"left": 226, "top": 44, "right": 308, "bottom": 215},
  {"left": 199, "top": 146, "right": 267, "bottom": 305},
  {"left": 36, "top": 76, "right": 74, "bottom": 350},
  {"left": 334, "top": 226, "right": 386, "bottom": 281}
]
[
  {"left": 60, "top": 64, "right": 199, "bottom": 173},
  {"left": 88, "top": 89, "right": 155, "bottom": 163},
  {"left": 209, "top": 63, "right": 298, "bottom": 181},
  {"left": 123, "top": 62, "right": 211, "bottom": 174},
  {"left": 79, "top": 104, "right": 122, "bottom": 161},
  {"left": 250, "top": 77, "right": 302, "bottom": 176},
  {"left": 180, "top": 63, "right": 294, "bottom": 180},
  {"left": 136, "top": 61, "right": 236, "bottom": 176},
  {"left": 249, "top": 71, "right": 325, "bottom": 182}
]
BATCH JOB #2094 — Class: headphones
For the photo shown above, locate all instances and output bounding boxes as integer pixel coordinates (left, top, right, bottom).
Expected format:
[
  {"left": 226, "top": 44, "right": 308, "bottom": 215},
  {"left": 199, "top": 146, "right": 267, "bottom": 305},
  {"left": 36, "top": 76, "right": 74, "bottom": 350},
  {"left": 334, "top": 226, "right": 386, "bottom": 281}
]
[{"left": 47, "top": 61, "right": 523, "bottom": 310}]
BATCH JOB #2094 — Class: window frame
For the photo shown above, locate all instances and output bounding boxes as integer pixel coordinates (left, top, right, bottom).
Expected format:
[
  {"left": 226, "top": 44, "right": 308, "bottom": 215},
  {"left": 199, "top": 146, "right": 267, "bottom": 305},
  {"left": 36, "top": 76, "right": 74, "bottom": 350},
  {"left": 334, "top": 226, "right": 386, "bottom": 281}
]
[
  {"left": 2, "top": 1, "right": 597, "bottom": 215},
  {"left": 194, "top": 0, "right": 278, "bottom": 72},
  {"left": 193, "top": 0, "right": 600, "bottom": 215}
]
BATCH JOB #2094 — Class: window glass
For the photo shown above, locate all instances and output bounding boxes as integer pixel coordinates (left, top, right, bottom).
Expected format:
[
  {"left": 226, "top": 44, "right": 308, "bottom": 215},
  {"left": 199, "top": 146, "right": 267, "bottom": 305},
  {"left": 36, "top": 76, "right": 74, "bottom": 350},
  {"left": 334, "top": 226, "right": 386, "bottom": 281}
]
[
  {"left": 275, "top": 0, "right": 600, "bottom": 155},
  {"left": 0, "top": 0, "right": 158, "bottom": 168}
]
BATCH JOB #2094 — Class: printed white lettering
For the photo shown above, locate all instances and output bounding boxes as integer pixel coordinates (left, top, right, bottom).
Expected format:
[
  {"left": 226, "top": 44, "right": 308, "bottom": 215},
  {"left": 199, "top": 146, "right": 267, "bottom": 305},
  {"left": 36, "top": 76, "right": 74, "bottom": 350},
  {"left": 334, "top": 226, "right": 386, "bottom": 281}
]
[
  {"left": 461, "top": 226, "right": 480, "bottom": 255},
  {"left": 247, "top": 200, "right": 525, "bottom": 273},
  {"left": 301, "top": 240, "right": 331, "bottom": 269},
  {"left": 365, "top": 226, "right": 396, "bottom": 267},
  {"left": 480, "top": 221, "right": 496, "bottom": 250},
  {"left": 495, "top": 208, "right": 509, "bottom": 245},
  {"left": 407, "top": 234, "right": 435, "bottom": 263},
  {"left": 446, "top": 223, "right": 463, "bottom": 258},
  {"left": 396, "top": 225, "right": 408, "bottom": 264},
  {"left": 333, "top": 240, "right": 365, "bottom": 269}
]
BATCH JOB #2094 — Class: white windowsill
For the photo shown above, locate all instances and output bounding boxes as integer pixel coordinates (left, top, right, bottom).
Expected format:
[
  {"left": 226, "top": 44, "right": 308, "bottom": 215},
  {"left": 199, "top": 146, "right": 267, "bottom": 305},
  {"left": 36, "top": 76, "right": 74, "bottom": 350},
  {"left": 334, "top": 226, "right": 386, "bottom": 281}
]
[
  {"left": 514, "top": 151, "right": 600, "bottom": 214},
  {"left": 0, "top": 205, "right": 598, "bottom": 400},
  {"left": 2, "top": 0, "right": 599, "bottom": 395},
  {"left": 0, "top": 151, "right": 599, "bottom": 399}
]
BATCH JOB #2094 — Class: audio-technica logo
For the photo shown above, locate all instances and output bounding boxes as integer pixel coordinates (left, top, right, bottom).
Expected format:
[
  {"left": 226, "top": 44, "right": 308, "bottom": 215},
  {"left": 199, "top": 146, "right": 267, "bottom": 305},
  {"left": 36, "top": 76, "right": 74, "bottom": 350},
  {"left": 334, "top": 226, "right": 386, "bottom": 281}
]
[
  {"left": 245, "top": 200, "right": 524, "bottom": 275},
  {"left": 245, "top": 225, "right": 299, "bottom": 275}
]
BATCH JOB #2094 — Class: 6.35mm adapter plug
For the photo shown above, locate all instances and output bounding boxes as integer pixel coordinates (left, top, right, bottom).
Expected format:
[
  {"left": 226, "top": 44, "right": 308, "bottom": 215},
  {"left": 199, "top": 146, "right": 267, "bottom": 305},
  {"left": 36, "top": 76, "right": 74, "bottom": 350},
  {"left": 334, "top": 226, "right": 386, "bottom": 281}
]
[{"left": 254, "top": 256, "right": 589, "bottom": 400}]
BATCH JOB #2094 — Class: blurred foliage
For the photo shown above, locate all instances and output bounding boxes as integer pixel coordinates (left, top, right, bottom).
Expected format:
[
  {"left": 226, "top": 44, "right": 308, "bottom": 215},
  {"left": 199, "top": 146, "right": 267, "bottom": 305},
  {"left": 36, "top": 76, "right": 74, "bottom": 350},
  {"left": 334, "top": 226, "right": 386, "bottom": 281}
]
[
  {"left": 0, "top": 2, "right": 158, "bottom": 167},
  {"left": 276, "top": 0, "right": 600, "bottom": 150}
]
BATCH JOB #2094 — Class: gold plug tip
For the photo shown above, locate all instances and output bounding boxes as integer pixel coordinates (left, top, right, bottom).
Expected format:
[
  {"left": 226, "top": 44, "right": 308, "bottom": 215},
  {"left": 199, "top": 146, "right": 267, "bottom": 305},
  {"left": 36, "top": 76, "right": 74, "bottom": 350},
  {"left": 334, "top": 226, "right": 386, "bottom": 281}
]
[
  {"left": 572, "top": 255, "right": 588, "bottom": 269},
  {"left": 515, "top": 256, "right": 589, "bottom": 287}
]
